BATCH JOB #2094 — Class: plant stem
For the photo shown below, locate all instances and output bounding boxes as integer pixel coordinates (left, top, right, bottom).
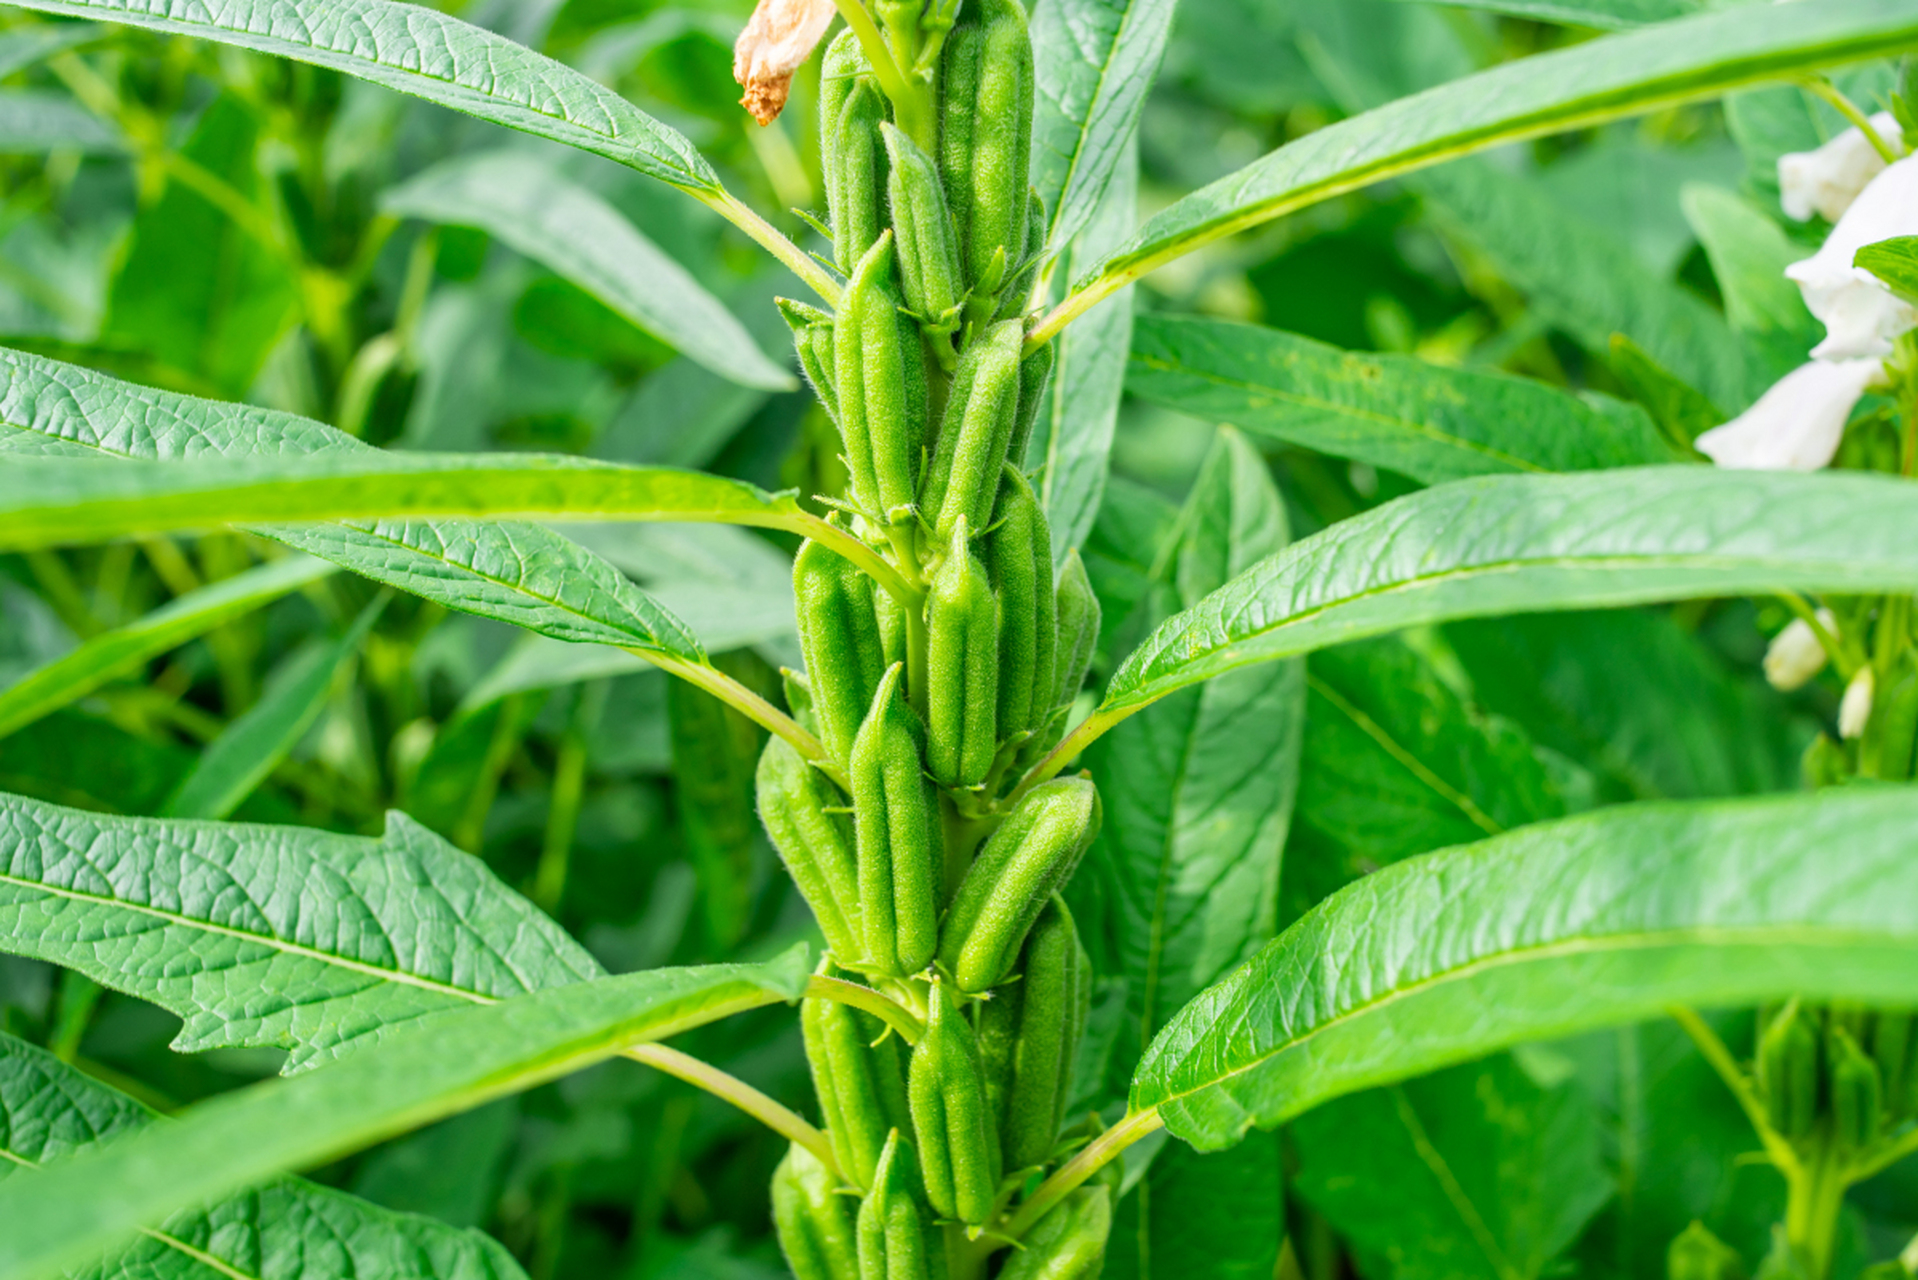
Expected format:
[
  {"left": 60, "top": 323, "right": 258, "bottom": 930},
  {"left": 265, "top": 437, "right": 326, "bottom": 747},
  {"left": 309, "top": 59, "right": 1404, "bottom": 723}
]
[
  {"left": 1001, "top": 1108, "right": 1163, "bottom": 1240},
  {"left": 787, "top": 509, "right": 925, "bottom": 614},
  {"left": 1785, "top": 1138, "right": 1849, "bottom": 1280},
  {"left": 648, "top": 654, "right": 848, "bottom": 790},
  {"left": 1004, "top": 704, "right": 1136, "bottom": 807},
  {"left": 1800, "top": 77, "right": 1900, "bottom": 164},
  {"left": 806, "top": 974, "right": 926, "bottom": 1043},
  {"left": 697, "top": 189, "right": 843, "bottom": 309},
  {"left": 624, "top": 1043, "right": 839, "bottom": 1177},
  {"left": 1669, "top": 1006, "right": 1802, "bottom": 1177}
]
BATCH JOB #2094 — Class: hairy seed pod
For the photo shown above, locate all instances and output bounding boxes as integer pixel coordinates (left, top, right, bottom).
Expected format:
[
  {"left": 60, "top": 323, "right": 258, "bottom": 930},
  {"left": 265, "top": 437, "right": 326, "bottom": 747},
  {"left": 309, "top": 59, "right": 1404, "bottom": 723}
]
[
  {"left": 882, "top": 123, "right": 964, "bottom": 327},
  {"left": 939, "top": 0, "right": 1035, "bottom": 295},
  {"left": 1757, "top": 1003, "right": 1820, "bottom": 1142},
  {"left": 876, "top": 587, "right": 909, "bottom": 673},
  {"left": 780, "top": 298, "right": 840, "bottom": 424},
  {"left": 999, "top": 898, "right": 1087, "bottom": 1172},
  {"left": 1006, "top": 339, "right": 1056, "bottom": 474},
  {"left": 939, "top": 779, "right": 1101, "bottom": 992},
  {"left": 803, "top": 965, "right": 915, "bottom": 1191},
  {"left": 758, "top": 736, "right": 862, "bottom": 961},
  {"left": 1666, "top": 1222, "right": 1743, "bottom": 1280},
  {"left": 921, "top": 320, "right": 1024, "bottom": 543},
  {"left": 836, "top": 234, "right": 928, "bottom": 521},
  {"left": 822, "top": 32, "right": 888, "bottom": 272},
  {"left": 988, "top": 465, "right": 1056, "bottom": 744},
  {"left": 852, "top": 664, "right": 943, "bottom": 976},
  {"left": 1050, "top": 549, "right": 1100, "bottom": 720},
  {"left": 996, "top": 190, "right": 1049, "bottom": 322},
  {"left": 927, "top": 521, "right": 1001, "bottom": 788},
  {"left": 998, "top": 1186, "right": 1112, "bottom": 1280},
  {"left": 857, "top": 1131, "right": 933, "bottom": 1280},
  {"left": 908, "top": 981, "right": 1001, "bottom": 1225},
  {"left": 773, "top": 1142, "right": 860, "bottom": 1280},
  {"left": 1830, "top": 1026, "right": 1882, "bottom": 1150},
  {"left": 795, "top": 538, "right": 889, "bottom": 765},
  {"left": 1875, "top": 1012, "right": 1918, "bottom": 1120}
]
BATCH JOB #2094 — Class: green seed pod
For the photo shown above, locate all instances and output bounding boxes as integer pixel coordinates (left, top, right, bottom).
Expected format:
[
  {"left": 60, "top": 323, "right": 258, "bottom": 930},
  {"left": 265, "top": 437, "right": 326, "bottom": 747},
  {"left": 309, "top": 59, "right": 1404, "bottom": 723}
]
[
  {"left": 822, "top": 32, "right": 888, "bottom": 273},
  {"left": 1869, "top": 1012, "right": 1913, "bottom": 1117},
  {"left": 795, "top": 538, "right": 889, "bottom": 765},
  {"left": 1757, "top": 1003, "right": 1820, "bottom": 1142},
  {"left": 780, "top": 298, "right": 840, "bottom": 425},
  {"left": 995, "top": 190, "right": 1049, "bottom": 322},
  {"left": 857, "top": 1131, "right": 934, "bottom": 1280},
  {"left": 998, "top": 1186, "right": 1112, "bottom": 1280},
  {"left": 803, "top": 965, "right": 915, "bottom": 1192},
  {"left": 939, "top": 778, "right": 1102, "bottom": 992},
  {"left": 999, "top": 898, "right": 1087, "bottom": 1173},
  {"left": 921, "top": 320, "right": 1024, "bottom": 543},
  {"left": 773, "top": 1142, "right": 860, "bottom": 1280},
  {"left": 1666, "top": 1221, "right": 1745, "bottom": 1280},
  {"left": 876, "top": 587, "right": 909, "bottom": 673},
  {"left": 927, "top": 520, "right": 1001, "bottom": 789},
  {"left": 836, "top": 234, "right": 928, "bottom": 522},
  {"left": 939, "top": 0, "right": 1035, "bottom": 295},
  {"left": 758, "top": 736, "right": 862, "bottom": 962},
  {"left": 1830, "top": 1025, "right": 1882, "bottom": 1150},
  {"left": 908, "top": 981, "right": 1001, "bottom": 1225},
  {"left": 1050, "top": 550, "right": 1099, "bottom": 717},
  {"left": 882, "top": 123, "right": 964, "bottom": 327},
  {"left": 987, "top": 465, "right": 1056, "bottom": 745},
  {"left": 852, "top": 664, "right": 943, "bottom": 977},
  {"left": 1006, "top": 339, "right": 1056, "bottom": 475}
]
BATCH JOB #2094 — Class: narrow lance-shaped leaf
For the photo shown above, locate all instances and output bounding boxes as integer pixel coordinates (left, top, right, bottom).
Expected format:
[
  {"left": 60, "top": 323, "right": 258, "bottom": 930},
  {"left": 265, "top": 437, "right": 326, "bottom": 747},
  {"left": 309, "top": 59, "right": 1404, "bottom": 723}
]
[
  {"left": 1384, "top": 0, "right": 1713, "bottom": 30},
  {"left": 1133, "top": 788, "right": 1918, "bottom": 1151},
  {"left": 0, "top": 1033, "right": 530, "bottom": 1280},
  {"left": 0, "top": 946, "right": 811, "bottom": 1280},
  {"left": 0, "top": 90, "right": 122, "bottom": 154}
]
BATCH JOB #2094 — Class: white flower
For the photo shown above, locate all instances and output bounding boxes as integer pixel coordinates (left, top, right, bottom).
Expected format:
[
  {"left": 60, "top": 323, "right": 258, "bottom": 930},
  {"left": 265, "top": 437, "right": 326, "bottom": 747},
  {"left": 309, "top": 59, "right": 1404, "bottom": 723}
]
[
  {"left": 1764, "top": 609, "right": 1837, "bottom": 692},
  {"left": 1779, "top": 112, "right": 1904, "bottom": 223},
  {"left": 1785, "top": 155, "right": 1918, "bottom": 360},
  {"left": 734, "top": 0, "right": 837, "bottom": 126},
  {"left": 1695, "top": 358, "right": 1885, "bottom": 471},
  {"left": 1840, "top": 666, "right": 1875, "bottom": 740}
]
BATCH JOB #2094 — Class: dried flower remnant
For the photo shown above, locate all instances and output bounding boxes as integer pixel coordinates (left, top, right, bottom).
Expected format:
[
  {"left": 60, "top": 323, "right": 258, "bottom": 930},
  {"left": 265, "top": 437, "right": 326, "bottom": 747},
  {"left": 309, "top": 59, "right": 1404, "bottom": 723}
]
[{"left": 735, "top": 0, "right": 839, "bottom": 125}]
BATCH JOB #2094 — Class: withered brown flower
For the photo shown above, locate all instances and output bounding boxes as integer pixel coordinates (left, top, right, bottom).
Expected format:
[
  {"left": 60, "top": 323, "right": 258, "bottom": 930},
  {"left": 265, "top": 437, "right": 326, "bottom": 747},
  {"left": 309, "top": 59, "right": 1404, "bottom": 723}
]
[{"left": 733, "top": 0, "right": 838, "bottom": 125}]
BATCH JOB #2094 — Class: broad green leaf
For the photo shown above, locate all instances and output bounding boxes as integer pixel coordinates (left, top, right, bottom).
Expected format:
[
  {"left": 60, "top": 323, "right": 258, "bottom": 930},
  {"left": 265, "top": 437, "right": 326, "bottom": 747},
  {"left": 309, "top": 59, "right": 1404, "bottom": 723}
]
[
  {"left": 1098, "top": 468, "right": 1918, "bottom": 722},
  {"left": 1389, "top": 0, "right": 1723, "bottom": 29},
  {"left": 0, "top": 555, "right": 335, "bottom": 741},
  {"left": 1132, "top": 787, "right": 1918, "bottom": 1150},
  {"left": 383, "top": 152, "right": 793, "bottom": 392},
  {"left": 0, "top": 1033, "right": 528, "bottom": 1280},
  {"left": 1681, "top": 182, "right": 1821, "bottom": 382},
  {"left": 1030, "top": 0, "right": 1174, "bottom": 251},
  {"left": 0, "top": 0, "right": 721, "bottom": 194},
  {"left": 0, "top": 24, "right": 99, "bottom": 78},
  {"left": 160, "top": 598, "right": 384, "bottom": 820},
  {"left": 1126, "top": 314, "right": 1674, "bottom": 484},
  {"left": 1051, "top": 0, "right": 1918, "bottom": 336},
  {"left": 1857, "top": 235, "right": 1918, "bottom": 306},
  {"left": 0, "top": 89, "right": 119, "bottom": 152},
  {"left": 1104, "top": 1130, "right": 1286, "bottom": 1280},
  {"left": 0, "top": 947, "right": 809, "bottom": 1280},
  {"left": 0, "top": 712, "right": 198, "bottom": 817},
  {"left": 0, "top": 789, "right": 604, "bottom": 1071}
]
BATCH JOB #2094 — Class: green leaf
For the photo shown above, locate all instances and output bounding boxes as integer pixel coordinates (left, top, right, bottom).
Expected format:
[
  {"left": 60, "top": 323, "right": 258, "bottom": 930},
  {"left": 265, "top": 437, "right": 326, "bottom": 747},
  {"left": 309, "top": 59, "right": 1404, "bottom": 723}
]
[
  {"left": 1052, "top": 0, "right": 1918, "bottom": 334},
  {"left": 0, "top": 947, "right": 809, "bottom": 1280},
  {"left": 0, "top": 25, "right": 100, "bottom": 79},
  {"left": 1131, "top": 787, "right": 1918, "bottom": 1150},
  {"left": 1856, "top": 235, "right": 1918, "bottom": 306},
  {"left": 0, "top": 1033, "right": 529, "bottom": 1280},
  {"left": 160, "top": 597, "right": 385, "bottom": 820},
  {"left": 1386, "top": 0, "right": 1718, "bottom": 29},
  {"left": 1029, "top": 0, "right": 1175, "bottom": 251},
  {"left": 0, "top": 89, "right": 120, "bottom": 153},
  {"left": 0, "top": 0, "right": 720, "bottom": 194},
  {"left": 1104, "top": 1130, "right": 1286, "bottom": 1280},
  {"left": 0, "top": 789, "right": 605, "bottom": 1071},
  {"left": 1099, "top": 468, "right": 1918, "bottom": 722},
  {"left": 1681, "top": 182, "right": 1822, "bottom": 383},
  {"left": 383, "top": 152, "right": 793, "bottom": 392},
  {"left": 1127, "top": 314, "right": 1675, "bottom": 484},
  {"left": 0, "top": 555, "right": 336, "bottom": 741}
]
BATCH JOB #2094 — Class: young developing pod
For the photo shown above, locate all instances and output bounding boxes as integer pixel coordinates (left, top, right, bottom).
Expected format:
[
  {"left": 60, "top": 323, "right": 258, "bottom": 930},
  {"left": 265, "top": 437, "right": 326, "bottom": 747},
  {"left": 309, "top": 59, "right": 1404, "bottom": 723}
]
[
  {"left": 998, "top": 898, "right": 1088, "bottom": 1173},
  {"left": 987, "top": 466, "right": 1056, "bottom": 745},
  {"left": 939, "top": 0, "right": 1035, "bottom": 296},
  {"left": 779, "top": 298, "right": 839, "bottom": 424},
  {"left": 757, "top": 736, "right": 862, "bottom": 962},
  {"left": 1005, "top": 339, "right": 1056, "bottom": 476},
  {"left": 996, "top": 1186, "right": 1112, "bottom": 1280},
  {"left": 1757, "top": 1003, "right": 1820, "bottom": 1141},
  {"left": 920, "top": 320, "right": 1024, "bottom": 544},
  {"left": 926, "top": 521, "right": 1001, "bottom": 789},
  {"left": 995, "top": 190, "right": 1050, "bottom": 321},
  {"left": 908, "top": 981, "right": 1002, "bottom": 1225},
  {"left": 856, "top": 1131, "right": 934, "bottom": 1280},
  {"left": 938, "top": 778, "right": 1102, "bottom": 992},
  {"left": 795, "top": 538, "right": 889, "bottom": 765},
  {"left": 1666, "top": 1223, "right": 1744, "bottom": 1280},
  {"left": 802, "top": 966, "right": 915, "bottom": 1191},
  {"left": 1049, "top": 549, "right": 1100, "bottom": 719},
  {"left": 822, "top": 32, "right": 888, "bottom": 272},
  {"left": 836, "top": 234, "right": 929, "bottom": 522},
  {"left": 1830, "top": 1026, "right": 1883, "bottom": 1150},
  {"left": 882, "top": 123, "right": 964, "bottom": 327},
  {"left": 852, "top": 664, "right": 943, "bottom": 977},
  {"left": 1872, "top": 1012, "right": 1917, "bottom": 1119},
  {"left": 772, "top": 1142, "right": 860, "bottom": 1280}
]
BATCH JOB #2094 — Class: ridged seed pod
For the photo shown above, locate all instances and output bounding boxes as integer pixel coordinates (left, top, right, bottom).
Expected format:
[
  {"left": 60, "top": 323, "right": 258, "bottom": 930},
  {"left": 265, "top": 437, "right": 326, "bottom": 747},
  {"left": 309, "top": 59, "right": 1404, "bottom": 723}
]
[
  {"left": 921, "top": 320, "right": 1024, "bottom": 544},
  {"left": 995, "top": 189, "right": 1049, "bottom": 321},
  {"left": 998, "top": 898, "right": 1087, "bottom": 1172},
  {"left": 1006, "top": 339, "right": 1056, "bottom": 475},
  {"left": 803, "top": 965, "right": 915, "bottom": 1191},
  {"left": 780, "top": 298, "right": 839, "bottom": 425},
  {"left": 997, "top": 1186, "right": 1111, "bottom": 1280},
  {"left": 939, "top": 778, "right": 1101, "bottom": 992},
  {"left": 1830, "top": 1025, "right": 1882, "bottom": 1150},
  {"left": 1757, "top": 1003, "right": 1820, "bottom": 1141},
  {"left": 927, "top": 521, "right": 1001, "bottom": 789},
  {"left": 757, "top": 736, "right": 861, "bottom": 962},
  {"left": 822, "top": 32, "right": 888, "bottom": 272},
  {"left": 852, "top": 664, "right": 943, "bottom": 977},
  {"left": 988, "top": 465, "right": 1056, "bottom": 745},
  {"left": 795, "top": 538, "right": 889, "bottom": 765},
  {"left": 1050, "top": 549, "right": 1100, "bottom": 720},
  {"left": 908, "top": 981, "right": 1001, "bottom": 1225},
  {"left": 836, "top": 234, "right": 928, "bottom": 522},
  {"left": 939, "top": 0, "right": 1035, "bottom": 296},
  {"left": 857, "top": 1131, "right": 933, "bottom": 1280},
  {"left": 882, "top": 123, "right": 964, "bottom": 327},
  {"left": 772, "top": 1143, "right": 860, "bottom": 1280}
]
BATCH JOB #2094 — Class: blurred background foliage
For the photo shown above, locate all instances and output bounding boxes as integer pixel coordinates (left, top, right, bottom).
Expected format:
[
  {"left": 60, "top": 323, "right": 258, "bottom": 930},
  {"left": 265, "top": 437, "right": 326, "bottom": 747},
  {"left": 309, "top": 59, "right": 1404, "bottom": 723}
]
[{"left": 0, "top": 0, "right": 1911, "bottom": 1276}]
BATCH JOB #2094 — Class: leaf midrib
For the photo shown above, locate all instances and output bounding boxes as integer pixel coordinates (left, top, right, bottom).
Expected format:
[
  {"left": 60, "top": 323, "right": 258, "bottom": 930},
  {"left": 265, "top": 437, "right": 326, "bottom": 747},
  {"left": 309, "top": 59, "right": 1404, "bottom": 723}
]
[{"left": 1307, "top": 672, "right": 1504, "bottom": 838}]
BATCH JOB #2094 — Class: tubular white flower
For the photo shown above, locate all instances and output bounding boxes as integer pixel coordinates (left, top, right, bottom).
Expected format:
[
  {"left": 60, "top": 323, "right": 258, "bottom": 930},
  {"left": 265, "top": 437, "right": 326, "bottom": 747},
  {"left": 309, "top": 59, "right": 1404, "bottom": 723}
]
[
  {"left": 1785, "top": 155, "right": 1918, "bottom": 360},
  {"left": 1840, "top": 666, "right": 1875, "bottom": 740},
  {"left": 1694, "top": 358, "right": 1885, "bottom": 471},
  {"left": 1764, "top": 609, "right": 1837, "bottom": 693},
  {"left": 734, "top": 0, "right": 838, "bottom": 126},
  {"left": 1778, "top": 112, "right": 1904, "bottom": 223}
]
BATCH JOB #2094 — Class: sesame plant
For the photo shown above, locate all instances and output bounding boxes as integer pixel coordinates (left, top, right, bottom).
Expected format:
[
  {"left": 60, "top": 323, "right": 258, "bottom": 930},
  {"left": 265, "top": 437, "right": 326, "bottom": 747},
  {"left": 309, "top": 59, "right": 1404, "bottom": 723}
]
[{"left": 5, "top": 0, "right": 1918, "bottom": 1278}]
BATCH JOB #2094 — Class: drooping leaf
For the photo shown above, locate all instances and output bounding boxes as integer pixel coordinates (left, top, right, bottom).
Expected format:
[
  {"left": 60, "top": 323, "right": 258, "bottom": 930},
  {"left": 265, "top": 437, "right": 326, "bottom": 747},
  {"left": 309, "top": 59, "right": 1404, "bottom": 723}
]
[
  {"left": 0, "top": 947, "right": 810, "bottom": 1280},
  {"left": 0, "top": 789, "right": 605, "bottom": 1071},
  {"left": 0, "top": 89, "right": 120, "bottom": 152},
  {"left": 1132, "top": 787, "right": 1918, "bottom": 1150},
  {"left": 1857, "top": 235, "right": 1918, "bottom": 307},
  {"left": 0, "top": 1033, "right": 529, "bottom": 1280},
  {"left": 1126, "top": 314, "right": 1674, "bottom": 484},
  {"left": 0, "top": 0, "right": 721, "bottom": 194},
  {"left": 382, "top": 152, "right": 793, "bottom": 391},
  {"left": 0, "top": 556, "right": 336, "bottom": 741},
  {"left": 1681, "top": 182, "right": 1822, "bottom": 383}
]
